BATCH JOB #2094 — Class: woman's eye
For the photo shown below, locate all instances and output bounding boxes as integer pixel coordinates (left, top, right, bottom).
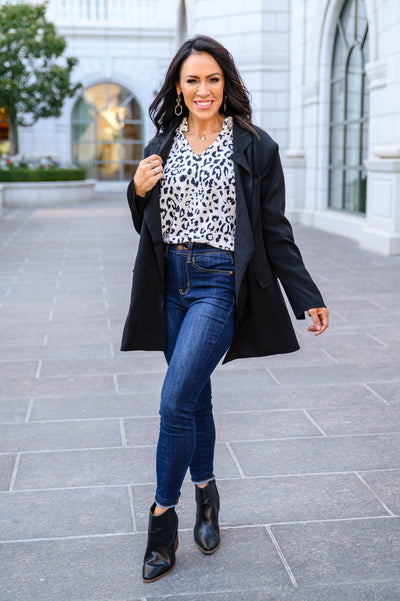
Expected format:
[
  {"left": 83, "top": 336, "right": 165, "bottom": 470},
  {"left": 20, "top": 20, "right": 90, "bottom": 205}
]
[
  {"left": 210, "top": 78, "right": 220, "bottom": 83},
  {"left": 186, "top": 79, "right": 197, "bottom": 84}
]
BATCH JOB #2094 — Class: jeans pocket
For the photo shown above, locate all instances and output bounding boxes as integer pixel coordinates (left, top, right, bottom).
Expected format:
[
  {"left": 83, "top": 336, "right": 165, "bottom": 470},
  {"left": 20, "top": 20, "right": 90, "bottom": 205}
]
[{"left": 192, "top": 252, "right": 234, "bottom": 275}]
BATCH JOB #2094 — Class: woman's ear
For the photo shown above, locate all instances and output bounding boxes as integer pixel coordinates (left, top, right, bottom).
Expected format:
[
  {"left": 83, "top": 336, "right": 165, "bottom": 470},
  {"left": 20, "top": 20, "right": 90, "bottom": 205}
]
[{"left": 176, "top": 84, "right": 181, "bottom": 96}]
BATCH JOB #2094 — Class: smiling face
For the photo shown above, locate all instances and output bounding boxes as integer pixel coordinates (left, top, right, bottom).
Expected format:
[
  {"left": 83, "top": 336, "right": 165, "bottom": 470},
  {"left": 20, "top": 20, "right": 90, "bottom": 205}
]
[{"left": 176, "top": 52, "right": 225, "bottom": 126}]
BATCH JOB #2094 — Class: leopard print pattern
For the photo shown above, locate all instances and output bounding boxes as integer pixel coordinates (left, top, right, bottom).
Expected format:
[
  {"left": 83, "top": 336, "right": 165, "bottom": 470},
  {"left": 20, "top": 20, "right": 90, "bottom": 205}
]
[{"left": 160, "top": 117, "right": 236, "bottom": 251}]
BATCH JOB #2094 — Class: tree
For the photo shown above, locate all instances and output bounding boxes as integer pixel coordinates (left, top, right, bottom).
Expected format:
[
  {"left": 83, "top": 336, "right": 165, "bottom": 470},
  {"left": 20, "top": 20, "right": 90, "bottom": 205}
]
[{"left": 0, "top": 1, "right": 81, "bottom": 154}]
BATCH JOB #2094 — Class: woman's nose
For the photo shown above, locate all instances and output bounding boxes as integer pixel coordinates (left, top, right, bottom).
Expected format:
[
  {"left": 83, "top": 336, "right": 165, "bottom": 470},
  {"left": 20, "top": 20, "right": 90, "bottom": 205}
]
[{"left": 197, "top": 81, "right": 209, "bottom": 96}]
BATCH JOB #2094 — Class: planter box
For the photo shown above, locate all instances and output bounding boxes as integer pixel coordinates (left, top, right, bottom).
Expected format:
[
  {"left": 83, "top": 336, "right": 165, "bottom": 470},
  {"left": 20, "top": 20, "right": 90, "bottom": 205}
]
[{"left": 0, "top": 180, "right": 95, "bottom": 208}]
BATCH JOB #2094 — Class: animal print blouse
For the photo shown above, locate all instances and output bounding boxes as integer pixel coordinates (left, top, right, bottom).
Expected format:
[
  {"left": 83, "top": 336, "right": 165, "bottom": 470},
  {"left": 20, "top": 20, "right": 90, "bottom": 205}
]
[{"left": 160, "top": 116, "right": 236, "bottom": 251}]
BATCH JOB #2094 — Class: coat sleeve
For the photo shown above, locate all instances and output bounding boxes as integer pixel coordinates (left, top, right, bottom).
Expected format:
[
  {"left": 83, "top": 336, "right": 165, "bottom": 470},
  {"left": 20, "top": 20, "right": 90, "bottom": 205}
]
[
  {"left": 259, "top": 144, "right": 325, "bottom": 319},
  {"left": 126, "top": 142, "right": 154, "bottom": 234}
]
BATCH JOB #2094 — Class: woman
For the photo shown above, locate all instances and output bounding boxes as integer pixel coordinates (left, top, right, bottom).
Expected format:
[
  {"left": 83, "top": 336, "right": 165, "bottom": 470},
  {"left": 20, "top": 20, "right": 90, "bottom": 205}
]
[{"left": 121, "top": 35, "right": 329, "bottom": 583}]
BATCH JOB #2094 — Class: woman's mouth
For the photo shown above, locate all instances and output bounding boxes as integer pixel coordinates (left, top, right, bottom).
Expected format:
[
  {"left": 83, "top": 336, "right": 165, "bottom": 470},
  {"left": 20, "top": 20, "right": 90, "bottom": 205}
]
[{"left": 194, "top": 100, "right": 214, "bottom": 108}]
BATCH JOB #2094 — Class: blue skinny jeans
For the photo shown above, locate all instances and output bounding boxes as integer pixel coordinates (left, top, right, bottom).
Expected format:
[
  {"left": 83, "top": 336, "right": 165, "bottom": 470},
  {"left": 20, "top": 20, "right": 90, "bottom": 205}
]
[{"left": 155, "top": 243, "right": 236, "bottom": 508}]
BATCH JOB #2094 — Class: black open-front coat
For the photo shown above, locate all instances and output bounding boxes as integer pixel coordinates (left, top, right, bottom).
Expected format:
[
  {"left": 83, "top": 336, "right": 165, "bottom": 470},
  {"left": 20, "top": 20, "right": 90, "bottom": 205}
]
[{"left": 121, "top": 122, "right": 325, "bottom": 363}]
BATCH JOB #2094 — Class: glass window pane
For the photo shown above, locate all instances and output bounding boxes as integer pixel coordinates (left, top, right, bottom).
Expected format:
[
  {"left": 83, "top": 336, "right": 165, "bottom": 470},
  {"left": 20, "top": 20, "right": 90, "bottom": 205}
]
[
  {"left": 124, "top": 98, "right": 141, "bottom": 120},
  {"left": 329, "top": 168, "right": 343, "bottom": 210},
  {"left": 342, "top": 0, "right": 356, "bottom": 43},
  {"left": 330, "top": 124, "right": 344, "bottom": 168},
  {"left": 72, "top": 122, "right": 96, "bottom": 144},
  {"left": 97, "top": 143, "right": 120, "bottom": 162},
  {"left": 97, "top": 110, "right": 119, "bottom": 142},
  {"left": 108, "top": 83, "right": 131, "bottom": 108},
  {"left": 356, "top": 0, "right": 368, "bottom": 42},
  {"left": 331, "top": 81, "right": 345, "bottom": 124},
  {"left": 122, "top": 122, "right": 142, "bottom": 140},
  {"left": 97, "top": 162, "right": 120, "bottom": 181},
  {"left": 332, "top": 30, "right": 347, "bottom": 80},
  {"left": 361, "top": 119, "right": 369, "bottom": 164},
  {"left": 362, "top": 75, "right": 369, "bottom": 117},
  {"left": 73, "top": 97, "right": 96, "bottom": 122},
  {"left": 72, "top": 142, "right": 96, "bottom": 164},
  {"left": 344, "top": 167, "right": 360, "bottom": 211},
  {"left": 345, "top": 123, "right": 361, "bottom": 168},
  {"left": 122, "top": 143, "right": 143, "bottom": 161},
  {"left": 83, "top": 84, "right": 107, "bottom": 111},
  {"left": 346, "top": 46, "right": 363, "bottom": 122}
]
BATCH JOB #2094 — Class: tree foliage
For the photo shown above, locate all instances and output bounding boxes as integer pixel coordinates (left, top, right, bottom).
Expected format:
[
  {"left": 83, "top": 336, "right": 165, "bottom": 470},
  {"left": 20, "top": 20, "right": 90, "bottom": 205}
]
[{"left": 0, "top": 1, "right": 81, "bottom": 153}]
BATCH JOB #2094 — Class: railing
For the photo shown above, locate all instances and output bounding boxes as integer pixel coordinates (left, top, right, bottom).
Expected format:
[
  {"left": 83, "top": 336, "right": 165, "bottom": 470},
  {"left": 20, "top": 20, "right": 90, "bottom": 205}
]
[{"left": 0, "top": 0, "right": 165, "bottom": 27}]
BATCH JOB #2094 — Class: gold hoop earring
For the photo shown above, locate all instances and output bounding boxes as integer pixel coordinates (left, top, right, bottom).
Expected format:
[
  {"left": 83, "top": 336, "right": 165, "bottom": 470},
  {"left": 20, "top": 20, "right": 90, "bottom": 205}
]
[
  {"left": 175, "top": 94, "right": 183, "bottom": 117},
  {"left": 223, "top": 94, "right": 227, "bottom": 114}
]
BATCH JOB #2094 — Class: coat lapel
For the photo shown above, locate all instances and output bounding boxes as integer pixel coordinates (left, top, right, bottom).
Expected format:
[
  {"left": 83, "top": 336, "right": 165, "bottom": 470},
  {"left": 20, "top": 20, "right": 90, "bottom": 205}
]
[
  {"left": 231, "top": 124, "right": 255, "bottom": 299},
  {"left": 142, "top": 128, "right": 177, "bottom": 281}
]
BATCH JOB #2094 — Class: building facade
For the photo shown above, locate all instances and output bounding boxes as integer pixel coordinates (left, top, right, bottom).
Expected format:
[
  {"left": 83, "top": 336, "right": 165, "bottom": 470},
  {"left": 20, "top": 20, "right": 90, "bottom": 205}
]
[
  {"left": 2, "top": 0, "right": 180, "bottom": 179},
  {"left": 183, "top": 0, "right": 400, "bottom": 254},
  {"left": 2, "top": 0, "right": 400, "bottom": 254}
]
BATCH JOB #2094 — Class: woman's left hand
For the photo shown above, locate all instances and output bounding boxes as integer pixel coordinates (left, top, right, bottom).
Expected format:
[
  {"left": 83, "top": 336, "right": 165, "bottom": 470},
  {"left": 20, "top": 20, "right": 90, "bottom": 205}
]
[{"left": 306, "top": 307, "right": 329, "bottom": 335}]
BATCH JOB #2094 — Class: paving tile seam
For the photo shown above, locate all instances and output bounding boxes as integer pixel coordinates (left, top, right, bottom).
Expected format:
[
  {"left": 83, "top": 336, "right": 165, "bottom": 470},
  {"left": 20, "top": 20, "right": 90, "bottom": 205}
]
[
  {"left": 127, "top": 485, "right": 137, "bottom": 533},
  {"left": 365, "top": 332, "right": 388, "bottom": 346},
  {"left": 301, "top": 409, "right": 328, "bottom": 436},
  {"left": 120, "top": 417, "right": 128, "bottom": 447},
  {"left": 8, "top": 454, "right": 20, "bottom": 491},
  {"left": 224, "top": 442, "right": 246, "bottom": 478},
  {"left": 131, "top": 514, "right": 399, "bottom": 536},
  {"left": 120, "top": 587, "right": 272, "bottom": 600},
  {"left": 0, "top": 444, "right": 155, "bottom": 456},
  {"left": 2, "top": 427, "right": 400, "bottom": 454},
  {"left": 354, "top": 471, "right": 396, "bottom": 517},
  {"left": 321, "top": 348, "right": 340, "bottom": 364},
  {"left": 143, "top": 579, "right": 400, "bottom": 600},
  {"left": 1, "top": 375, "right": 397, "bottom": 391},
  {"left": 226, "top": 430, "right": 400, "bottom": 441},
  {"left": 265, "top": 524, "right": 299, "bottom": 587},
  {"left": 363, "top": 382, "right": 390, "bottom": 405},
  {"left": 2, "top": 402, "right": 391, "bottom": 425},
  {"left": 3, "top": 470, "right": 394, "bottom": 494},
  {"left": 24, "top": 399, "right": 34, "bottom": 422},
  {"left": 28, "top": 375, "right": 400, "bottom": 389},
  {"left": 0, "top": 516, "right": 397, "bottom": 545}
]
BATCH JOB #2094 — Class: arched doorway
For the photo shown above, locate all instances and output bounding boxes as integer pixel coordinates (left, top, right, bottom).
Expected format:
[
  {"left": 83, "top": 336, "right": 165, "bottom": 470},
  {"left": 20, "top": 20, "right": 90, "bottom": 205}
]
[
  {"left": 71, "top": 82, "right": 143, "bottom": 180},
  {"left": 328, "top": 0, "right": 369, "bottom": 213}
]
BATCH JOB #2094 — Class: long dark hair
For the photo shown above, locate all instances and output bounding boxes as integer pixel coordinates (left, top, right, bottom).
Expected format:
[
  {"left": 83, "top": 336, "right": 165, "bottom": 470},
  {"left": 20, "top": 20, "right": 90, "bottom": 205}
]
[{"left": 149, "top": 35, "right": 257, "bottom": 136}]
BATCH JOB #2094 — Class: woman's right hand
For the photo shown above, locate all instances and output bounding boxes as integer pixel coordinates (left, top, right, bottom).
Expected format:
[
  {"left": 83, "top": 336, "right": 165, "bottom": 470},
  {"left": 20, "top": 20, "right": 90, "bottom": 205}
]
[{"left": 133, "top": 154, "right": 163, "bottom": 197}]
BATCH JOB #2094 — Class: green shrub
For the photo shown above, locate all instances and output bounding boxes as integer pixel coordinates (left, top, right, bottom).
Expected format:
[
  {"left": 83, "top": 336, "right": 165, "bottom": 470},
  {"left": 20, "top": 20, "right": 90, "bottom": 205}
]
[{"left": 0, "top": 168, "right": 86, "bottom": 182}]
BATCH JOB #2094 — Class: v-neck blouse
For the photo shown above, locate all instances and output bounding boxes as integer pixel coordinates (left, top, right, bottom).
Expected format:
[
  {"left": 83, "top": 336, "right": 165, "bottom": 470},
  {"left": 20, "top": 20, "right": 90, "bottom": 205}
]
[{"left": 159, "top": 116, "right": 236, "bottom": 251}]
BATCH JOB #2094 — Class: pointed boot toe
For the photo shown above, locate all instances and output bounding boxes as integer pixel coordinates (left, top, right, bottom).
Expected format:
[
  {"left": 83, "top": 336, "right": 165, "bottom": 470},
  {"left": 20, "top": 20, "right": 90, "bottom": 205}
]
[
  {"left": 143, "top": 503, "right": 179, "bottom": 583},
  {"left": 194, "top": 480, "right": 220, "bottom": 554}
]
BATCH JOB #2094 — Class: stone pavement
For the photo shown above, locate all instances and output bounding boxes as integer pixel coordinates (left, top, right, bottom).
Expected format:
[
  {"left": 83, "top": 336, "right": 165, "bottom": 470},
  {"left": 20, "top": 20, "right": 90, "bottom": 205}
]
[{"left": 0, "top": 192, "right": 400, "bottom": 601}]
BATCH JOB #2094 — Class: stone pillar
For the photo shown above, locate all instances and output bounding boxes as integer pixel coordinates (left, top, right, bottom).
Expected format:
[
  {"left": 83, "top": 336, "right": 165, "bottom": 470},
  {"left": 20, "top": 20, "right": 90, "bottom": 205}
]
[
  {"left": 282, "top": 0, "right": 305, "bottom": 222},
  {"left": 362, "top": 150, "right": 400, "bottom": 254}
]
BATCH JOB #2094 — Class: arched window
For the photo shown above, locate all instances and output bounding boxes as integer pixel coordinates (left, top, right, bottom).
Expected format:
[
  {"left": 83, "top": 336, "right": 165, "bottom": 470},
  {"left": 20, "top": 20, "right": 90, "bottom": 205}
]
[
  {"left": 72, "top": 82, "right": 143, "bottom": 181},
  {"left": 0, "top": 107, "right": 9, "bottom": 155},
  {"left": 329, "top": 0, "right": 369, "bottom": 213}
]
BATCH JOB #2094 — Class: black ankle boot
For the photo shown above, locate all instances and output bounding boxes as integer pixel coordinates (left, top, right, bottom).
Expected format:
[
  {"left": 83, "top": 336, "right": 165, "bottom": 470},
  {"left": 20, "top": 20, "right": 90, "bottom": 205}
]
[
  {"left": 142, "top": 503, "right": 179, "bottom": 583},
  {"left": 194, "top": 479, "right": 220, "bottom": 554}
]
